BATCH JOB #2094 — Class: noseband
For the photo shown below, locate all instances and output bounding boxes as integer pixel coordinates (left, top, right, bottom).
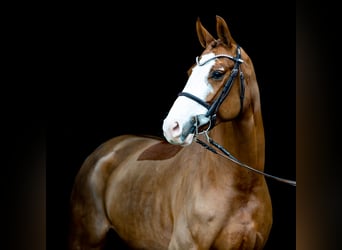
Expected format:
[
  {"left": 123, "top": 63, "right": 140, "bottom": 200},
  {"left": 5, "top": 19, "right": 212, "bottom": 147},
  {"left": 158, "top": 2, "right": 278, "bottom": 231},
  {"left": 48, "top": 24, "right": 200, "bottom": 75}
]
[{"left": 178, "top": 45, "right": 245, "bottom": 135}]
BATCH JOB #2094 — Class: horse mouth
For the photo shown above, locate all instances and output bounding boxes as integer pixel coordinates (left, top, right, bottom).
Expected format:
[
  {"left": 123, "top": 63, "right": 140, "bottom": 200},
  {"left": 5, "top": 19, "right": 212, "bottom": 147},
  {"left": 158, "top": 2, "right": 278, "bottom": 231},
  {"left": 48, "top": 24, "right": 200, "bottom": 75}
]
[
  {"left": 167, "top": 115, "right": 211, "bottom": 146},
  {"left": 163, "top": 120, "right": 195, "bottom": 146},
  {"left": 169, "top": 133, "right": 194, "bottom": 146}
]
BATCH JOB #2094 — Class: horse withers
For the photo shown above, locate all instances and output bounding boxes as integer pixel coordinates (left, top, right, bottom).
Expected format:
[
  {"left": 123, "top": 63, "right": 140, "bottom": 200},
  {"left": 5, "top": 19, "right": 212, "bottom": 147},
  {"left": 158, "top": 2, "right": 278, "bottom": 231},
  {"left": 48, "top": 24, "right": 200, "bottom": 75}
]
[{"left": 69, "top": 15, "right": 273, "bottom": 250}]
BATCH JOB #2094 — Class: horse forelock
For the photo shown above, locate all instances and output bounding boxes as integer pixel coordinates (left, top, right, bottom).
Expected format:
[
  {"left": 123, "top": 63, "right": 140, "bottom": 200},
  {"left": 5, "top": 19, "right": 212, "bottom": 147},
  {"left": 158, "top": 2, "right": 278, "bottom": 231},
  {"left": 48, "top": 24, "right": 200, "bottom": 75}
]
[
  {"left": 210, "top": 40, "right": 218, "bottom": 48},
  {"left": 206, "top": 39, "right": 233, "bottom": 51}
]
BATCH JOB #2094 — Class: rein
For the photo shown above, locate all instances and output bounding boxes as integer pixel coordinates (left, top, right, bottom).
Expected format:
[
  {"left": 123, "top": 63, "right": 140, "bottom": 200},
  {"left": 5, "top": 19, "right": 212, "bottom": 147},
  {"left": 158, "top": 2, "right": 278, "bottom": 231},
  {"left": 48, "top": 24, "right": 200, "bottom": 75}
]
[
  {"left": 195, "top": 133, "right": 297, "bottom": 187},
  {"left": 179, "top": 45, "right": 296, "bottom": 187}
]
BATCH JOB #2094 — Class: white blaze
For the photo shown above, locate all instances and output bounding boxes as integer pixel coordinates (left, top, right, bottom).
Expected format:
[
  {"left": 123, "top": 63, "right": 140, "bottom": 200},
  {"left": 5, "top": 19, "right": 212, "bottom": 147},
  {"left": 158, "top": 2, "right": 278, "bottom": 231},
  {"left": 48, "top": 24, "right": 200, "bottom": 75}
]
[{"left": 163, "top": 53, "right": 216, "bottom": 145}]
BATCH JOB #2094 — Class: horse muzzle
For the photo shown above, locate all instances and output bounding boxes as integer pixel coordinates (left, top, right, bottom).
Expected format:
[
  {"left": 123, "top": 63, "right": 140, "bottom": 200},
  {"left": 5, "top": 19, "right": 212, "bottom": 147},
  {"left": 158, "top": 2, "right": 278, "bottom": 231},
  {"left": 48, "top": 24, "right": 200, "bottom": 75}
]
[{"left": 163, "top": 114, "right": 210, "bottom": 146}]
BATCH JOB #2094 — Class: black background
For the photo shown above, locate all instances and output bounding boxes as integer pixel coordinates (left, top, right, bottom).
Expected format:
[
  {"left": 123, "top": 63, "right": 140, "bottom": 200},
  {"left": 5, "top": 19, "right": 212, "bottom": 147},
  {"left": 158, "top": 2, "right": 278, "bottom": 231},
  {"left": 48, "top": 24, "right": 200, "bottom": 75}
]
[
  {"left": 3, "top": 1, "right": 296, "bottom": 250},
  {"left": 46, "top": 2, "right": 295, "bottom": 250},
  {"left": 8, "top": 1, "right": 342, "bottom": 250}
]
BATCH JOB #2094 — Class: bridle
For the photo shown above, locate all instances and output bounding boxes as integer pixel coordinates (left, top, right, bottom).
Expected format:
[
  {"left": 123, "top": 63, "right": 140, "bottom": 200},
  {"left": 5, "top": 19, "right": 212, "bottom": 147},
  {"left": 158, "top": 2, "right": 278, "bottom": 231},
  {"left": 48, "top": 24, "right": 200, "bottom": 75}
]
[
  {"left": 178, "top": 45, "right": 245, "bottom": 136},
  {"left": 178, "top": 45, "right": 296, "bottom": 187}
]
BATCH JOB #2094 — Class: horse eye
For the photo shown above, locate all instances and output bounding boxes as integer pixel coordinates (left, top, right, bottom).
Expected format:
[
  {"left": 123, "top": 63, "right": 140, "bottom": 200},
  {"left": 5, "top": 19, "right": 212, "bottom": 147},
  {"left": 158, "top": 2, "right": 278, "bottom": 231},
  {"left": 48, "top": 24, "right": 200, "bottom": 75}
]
[{"left": 211, "top": 71, "right": 224, "bottom": 80}]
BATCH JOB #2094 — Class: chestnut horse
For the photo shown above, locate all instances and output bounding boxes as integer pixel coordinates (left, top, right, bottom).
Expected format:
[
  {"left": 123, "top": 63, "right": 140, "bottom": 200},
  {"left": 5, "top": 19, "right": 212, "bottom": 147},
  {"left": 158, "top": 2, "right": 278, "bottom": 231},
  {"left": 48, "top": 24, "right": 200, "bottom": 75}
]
[{"left": 69, "top": 15, "right": 282, "bottom": 249}]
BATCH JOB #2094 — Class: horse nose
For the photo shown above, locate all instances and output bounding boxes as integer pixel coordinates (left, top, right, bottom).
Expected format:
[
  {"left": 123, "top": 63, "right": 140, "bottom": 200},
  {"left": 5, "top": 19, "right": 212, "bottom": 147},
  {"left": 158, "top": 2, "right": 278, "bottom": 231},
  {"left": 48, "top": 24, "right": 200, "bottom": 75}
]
[{"left": 163, "top": 120, "right": 182, "bottom": 139}]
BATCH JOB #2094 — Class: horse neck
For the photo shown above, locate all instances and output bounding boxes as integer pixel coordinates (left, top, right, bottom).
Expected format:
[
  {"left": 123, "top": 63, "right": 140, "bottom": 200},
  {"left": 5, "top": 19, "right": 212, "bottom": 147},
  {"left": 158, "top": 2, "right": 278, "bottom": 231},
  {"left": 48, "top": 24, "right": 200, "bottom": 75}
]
[{"left": 208, "top": 96, "right": 265, "bottom": 172}]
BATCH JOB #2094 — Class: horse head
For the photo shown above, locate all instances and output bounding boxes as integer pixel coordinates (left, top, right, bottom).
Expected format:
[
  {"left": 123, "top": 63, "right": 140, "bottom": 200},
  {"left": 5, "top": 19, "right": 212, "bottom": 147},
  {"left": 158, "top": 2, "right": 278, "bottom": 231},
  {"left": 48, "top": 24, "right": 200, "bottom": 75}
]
[{"left": 163, "top": 15, "right": 254, "bottom": 146}]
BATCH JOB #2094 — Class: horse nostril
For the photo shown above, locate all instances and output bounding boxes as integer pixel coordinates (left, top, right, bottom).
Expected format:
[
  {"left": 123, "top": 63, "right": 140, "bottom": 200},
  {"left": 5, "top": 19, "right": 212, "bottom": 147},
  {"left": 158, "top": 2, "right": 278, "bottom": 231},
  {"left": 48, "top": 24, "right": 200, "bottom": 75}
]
[{"left": 171, "top": 121, "right": 181, "bottom": 137}]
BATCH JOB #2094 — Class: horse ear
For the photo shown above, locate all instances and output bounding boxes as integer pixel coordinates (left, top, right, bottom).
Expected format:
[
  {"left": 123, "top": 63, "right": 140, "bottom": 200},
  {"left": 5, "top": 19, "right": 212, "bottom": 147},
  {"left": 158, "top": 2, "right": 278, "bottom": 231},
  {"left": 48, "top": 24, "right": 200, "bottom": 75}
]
[
  {"left": 216, "top": 15, "right": 236, "bottom": 48},
  {"left": 196, "top": 17, "right": 215, "bottom": 48}
]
